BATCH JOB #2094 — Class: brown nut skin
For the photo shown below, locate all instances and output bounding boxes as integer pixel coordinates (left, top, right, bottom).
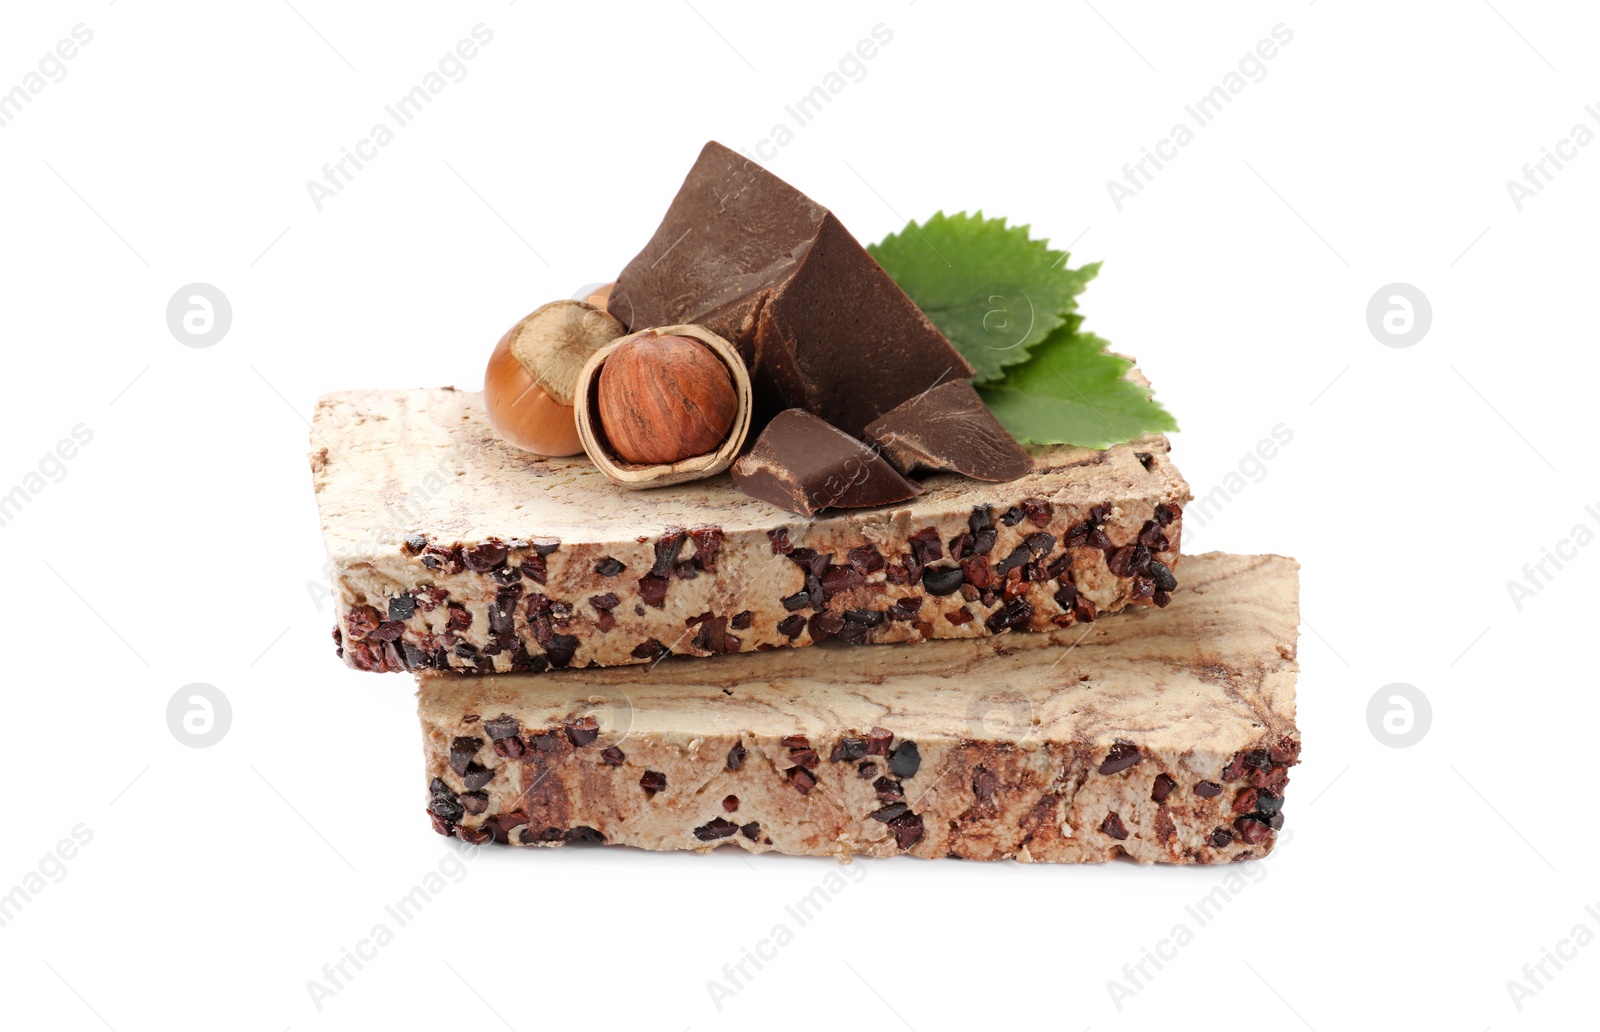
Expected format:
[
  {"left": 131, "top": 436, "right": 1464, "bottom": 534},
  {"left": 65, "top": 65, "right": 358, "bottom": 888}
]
[
  {"left": 596, "top": 333, "right": 738, "bottom": 465},
  {"left": 484, "top": 300, "right": 624, "bottom": 457}
]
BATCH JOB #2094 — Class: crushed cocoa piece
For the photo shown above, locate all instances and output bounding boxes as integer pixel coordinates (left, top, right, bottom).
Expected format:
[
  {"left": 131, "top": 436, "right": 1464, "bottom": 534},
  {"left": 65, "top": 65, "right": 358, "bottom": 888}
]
[
  {"left": 722, "top": 795, "right": 739, "bottom": 813},
  {"left": 600, "top": 746, "right": 626, "bottom": 765},
  {"left": 831, "top": 736, "right": 869, "bottom": 762},
  {"left": 1151, "top": 773, "right": 1176, "bottom": 803},
  {"left": 984, "top": 596, "right": 1033, "bottom": 634},
  {"left": 1194, "top": 781, "right": 1222, "bottom": 798},
  {"left": 449, "top": 737, "right": 483, "bottom": 776},
  {"left": 464, "top": 540, "right": 509, "bottom": 572},
  {"left": 787, "top": 766, "right": 817, "bottom": 793},
  {"left": 889, "top": 741, "right": 921, "bottom": 778},
  {"left": 455, "top": 825, "right": 492, "bottom": 845},
  {"left": 689, "top": 526, "right": 724, "bottom": 570},
  {"left": 740, "top": 821, "right": 761, "bottom": 841},
  {"left": 1099, "top": 742, "right": 1141, "bottom": 775},
  {"left": 1234, "top": 816, "right": 1271, "bottom": 845},
  {"left": 874, "top": 776, "right": 903, "bottom": 800},
  {"left": 908, "top": 527, "right": 943, "bottom": 567},
  {"left": 776, "top": 614, "right": 807, "bottom": 638},
  {"left": 867, "top": 727, "right": 893, "bottom": 756},
  {"left": 807, "top": 612, "right": 845, "bottom": 642},
  {"left": 459, "top": 791, "right": 489, "bottom": 816},
  {"left": 768, "top": 528, "right": 792, "bottom": 554},
  {"left": 731, "top": 610, "right": 754, "bottom": 630},
  {"left": 637, "top": 574, "right": 669, "bottom": 608},
  {"left": 857, "top": 761, "right": 877, "bottom": 779},
  {"left": 888, "top": 812, "right": 924, "bottom": 848},
  {"left": 347, "top": 605, "right": 382, "bottom": 638},
  {"left": 946, "top": 607, "right": 974, "bottom": 625},
  {"left": 694, "top": 817, "right": 741, "bottom": 841},
  {"left": 922, "top": 565, "right": 964, "bottom": 596},
  {"left": 520, "top": 553, "right": 548, "bottom": 584},
  {"left": 727, "top": 743, "right": 747, "bottom": 771},
  {"left": 565, "top": 826, "right": 605, "bottom": 844},
  {"left": 1100, "top": 812, "right": 1129, "bottom": 840},
  {"left": 872, "top": 802, "right": 910, "bottom": 823},
  {"left": 484, "top": 715, "right": 521, "bottom": 740},
  {"left": 594, "top": 557, "right": 626, "bottom": 577},
  {"left": 631, "top": 639, "right": 667, "bottom": 661},
  {"left": 1209, "top": 828, "right": 1233, "bottom": 847},
  {"left": 1233, "top": 788, "right": 1260, "bottom": 815},
  {"left": 463, "top": 764, "right": 494, "bottom": 791},
  {"left": 639, "top": 771, "right": 667, "bottom": 797},
  {"left": 565, "top": 717, "right": 600, "bottom": 747}
]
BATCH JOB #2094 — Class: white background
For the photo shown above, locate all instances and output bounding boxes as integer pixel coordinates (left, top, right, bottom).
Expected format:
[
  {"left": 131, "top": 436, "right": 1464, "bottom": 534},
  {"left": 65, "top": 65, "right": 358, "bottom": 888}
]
[{"left": 1, "top": 1, "right": 1595, "bottom": 1027}]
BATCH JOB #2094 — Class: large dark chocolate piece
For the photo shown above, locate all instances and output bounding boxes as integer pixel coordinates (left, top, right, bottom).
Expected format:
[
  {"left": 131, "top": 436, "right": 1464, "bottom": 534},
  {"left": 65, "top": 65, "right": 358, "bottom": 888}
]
[
  {"left": 862, "top": 380, "right": 1033, "bottom": 483},
  {"left": 608, "top": 142, "right": 974, "bottom": 436},
  {"left": 731, "top": 409, "right": 922, "bottom": 517}
]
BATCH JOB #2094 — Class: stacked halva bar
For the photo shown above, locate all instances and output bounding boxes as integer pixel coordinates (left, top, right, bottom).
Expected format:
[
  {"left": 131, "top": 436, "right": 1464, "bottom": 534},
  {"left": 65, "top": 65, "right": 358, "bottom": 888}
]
[{"left": 312, "top": 144, "right": 1301, "bottom": 864}]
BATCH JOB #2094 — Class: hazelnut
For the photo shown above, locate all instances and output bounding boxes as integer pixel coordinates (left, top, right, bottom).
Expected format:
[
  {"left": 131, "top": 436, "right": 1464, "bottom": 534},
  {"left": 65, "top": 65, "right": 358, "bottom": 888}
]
[
  {"left": 483, "top": 300, "right": 624, "bottom": 456},
  {"left": 575, "top": 324, "right": 753, "bottom": 489},
  {"left": 597, "top": 333, "right": 738, "bottom": 464}
]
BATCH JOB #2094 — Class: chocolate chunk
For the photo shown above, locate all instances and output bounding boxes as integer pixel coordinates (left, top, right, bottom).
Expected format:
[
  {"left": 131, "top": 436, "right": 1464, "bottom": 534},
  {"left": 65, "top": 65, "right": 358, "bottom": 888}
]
[
  {"left": 727, "top": 742, "right": 747, "bottom": 771},
  {"left": 565, "top": 826, "right": 605, "bottom": 844},
  {"left": 1098, "top": 742, "right": 1141, "bottom": 776},
  {"left": 866, "top": 727, "right": 893, "bottom": 756},
  {"left": 630, "top": 639, "right": 667, "bottom": 661},
  {"left": 863, "top": 381, "right": 1031, "bottom": 482},
  {"left": 789, "top": 748, "right": 820, "bottom": 769},
  {"left": 347, "top": 604, "right": 382, "bottom": 638},
  {"left": 639, "top": 771, "right": 667, "bottom": 796},
  {"left": 1209, "top": 828, "right": 1233, "bottom": 848},
  {"left": 984, "top": 596, "right": 1033, "bottom": 634},
  {"left": 1233, "top": 788, "right": 1260, "bottom": 815},
  {"left": 608, "top": 143, "right": 972, "bottom": 434},
  {"left": 637, "top": 574, "right": 669, "bottom": 608},
  {"left": 722, "top": 795, "right": 739, "bottom": 813},
  {"left": 388, "top": 595, "right": 417, "bottom": 621},
  {"left": 776, "top": 614, "right": 807, "bottom": 638},
  {"left": 689, "top": 526, "right": 724, "bottom": 571},
  {"left": 595, "top": 557, "right": 626, "bottom": 577},
  {"left": 874, "top": 776, "right": 903, "bottom": 800},
  {"left": 1148, "top": 560, "right": 1177, "bottom": 592},
  {"left": 565, "top": 718, "right": 600, "bottom": 747},
  {"left": 889, "top": 741, "right": 921, "bottom": 778},
  {"left": 740, "top": 821, "right": 761, "bottom": 841},
  {"left": 848, "top": 545, "right": 886, "bottom": 574},
  {"left": 732, "top": 409, "right": 923, "bottom": 516},
  {"left": 462, "top": 763, "right": 494, "bottom": 791},
  {"left": 600, "top": 746, "right": 626, "bottom": 766},
  {"left": 1194, "top": 781, "right": 1223, "bottom": 798},
  {"left": 1100, "top": 812, "right": 1129, "bottom": 840},
  {"left": 1151, "top": 773, "right": 1176, "bottom": 803},
  {"left": 449, "top": 737, "right": 483, "bottom": 776},
  {"left": 519, "top": 553, "right": 548, "bottom": 584},
  {"left": 887, "top": 811, "right": 924, "bottom": 849},
  {"left": 429, "top": 793, "right": 464, "bottom": 824},
  {"left": 922, "top": 565, "right": 965, "bottom": 597},
  {"left": 693, "top": 817, "right": 741, "bottom": 841},
  {"left": 731, "top": 610, "right": 754, "bottom": 630},
  {"left": 857, "top": 761, "right": 877, "bottom": 779},
  {"left": 807, "top": 611, "right": 845, "bottom": 642},
  {"left": 459, "top": 791, "right": 489, "bottom": 816}
]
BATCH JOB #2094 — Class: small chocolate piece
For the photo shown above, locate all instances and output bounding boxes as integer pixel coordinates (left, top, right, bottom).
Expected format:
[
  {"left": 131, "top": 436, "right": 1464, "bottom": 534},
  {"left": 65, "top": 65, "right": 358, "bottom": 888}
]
[
  {"left": 693, "top": 817, "right": 741, "bottom": 841},
  {"left": 732, "top": 409, "right": 922, "bottom": 517},
  {"left": 1099, "top": 742, "right": 1141, "bottom": 776},
  {"left": 863, "top": 381, "right": 1032, "bottom": 483},
  {"left": 1151, "top": 773, "right": 1176, "bottom": 803},
  {"left": 639, "top": 771, "right": 667, "bottom": 796},
  {"left": 889, "top": 741, "right": 921, "bottom": 778},
  {"left": 1100, "top": 812, "right": 1129, "bottom": 840},
  {"left": 1194, "top": 781, "right": 1223, "bottom": 798}
]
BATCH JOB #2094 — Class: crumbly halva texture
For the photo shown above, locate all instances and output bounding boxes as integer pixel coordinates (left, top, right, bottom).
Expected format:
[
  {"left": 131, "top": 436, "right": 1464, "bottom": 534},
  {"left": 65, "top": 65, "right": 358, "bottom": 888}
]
[
  {"left": 313, "top": 389, "right": 1191, "bottom": 675},
  {"left": 418, "top": 552, "right": 1298, "bottom": 863}
]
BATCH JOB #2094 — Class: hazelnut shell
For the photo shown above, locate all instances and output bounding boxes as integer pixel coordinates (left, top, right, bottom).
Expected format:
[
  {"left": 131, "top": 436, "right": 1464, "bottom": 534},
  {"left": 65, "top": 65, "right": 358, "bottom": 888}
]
[{"left": 575, "top": 324, "right": 752, "bottom": 489}]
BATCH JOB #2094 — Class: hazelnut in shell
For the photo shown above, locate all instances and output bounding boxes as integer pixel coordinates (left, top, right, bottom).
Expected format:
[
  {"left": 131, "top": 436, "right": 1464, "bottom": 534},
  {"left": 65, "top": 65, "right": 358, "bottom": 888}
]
[
  {"left": 484, "top": 300, "right": 625, "bottom": 456},
  {"left": 575, "top": 324, "right": 752, "bottom": 489}
]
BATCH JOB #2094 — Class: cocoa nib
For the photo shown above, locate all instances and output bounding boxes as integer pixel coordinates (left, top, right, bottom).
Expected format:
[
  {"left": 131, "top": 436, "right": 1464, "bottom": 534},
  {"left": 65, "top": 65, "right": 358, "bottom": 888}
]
[
  {"left": 1149, "top": 560, "right": 1177, "bottom": 593},
  {"left": 637, "top": 574, "right": 669, "bottom": 608},
  {"left": 463, "top": 764, "right": 494, "bottom": 791},
  {"left": 888, "top": 811, "right": 924, "bottom": 849},
  {"left": 908, "top": 527, "right": 943, "bottom": 567},
  {"left": 631, "top": 639, "right": 668, "bottom": 661},
  {"left": 787, "top": 766, "right": 817, "bottom": 793},
  {"left": 1023, "top": 498, "right": 1053, "bottom": 527},
  {"left": 727, "top": 742, "right": 747, "bottom": 771},
  {"left": 922, "top": 565, "right": 964, "bottom": 596},
  {"left": 347, "top": 605, "right": 382, "bottom": 637},
  {"left": 776, "top": 614, "right": 807, "bottom": 638},
  {"left": 830, "top": 736, "right": 869, "bottom": 762},
  {"left": 1234, "top": 816, "right": 1271, "bottom": 845},
  {"left": 565, "top": 717, "right": 600, "bottom": 747},
  {"left": 1151, "top": 773, "right": 1176, "bottom": 803},
  {"left": 984, "top": 597, "right": 1033, "bottom": 634},
  {"left": 693, "top": 817, "right": 741, "bottom": 841},
  {"left": 867, "top": 727, "right": 893, "bottom": 756},
  {"left": 449, "top": 737, "right": 483, "bottom": 776},
  {"left": 1209, "top": 828, "right": 1233, "bottom": 848},
  {"left": 1100, "top": 812, "right": 1129, "bottom": 840},
  {"left": 594, "top": 557, "right": 626, "bottom": 577},
  {"left": 768, "top": 528, "right": 792, "bottom": 554},
  {"left": 874, "top": 776, "right": 903, "bottom": 800},
  {"left": 483, "top": 715, "right": 521, "bottom": 740},
  {"left": 722, "top": 795, "right": 739, "bottom": 813},
  {"left": 1098, "top": 742, "right": 1141, "bottom": 776},
  {"left": 1194, "top": 781, "right": 1222, "bottom": 798},
  {"left": 639, "top": 771, "right": 667, "bottom": 796},
  {"left": 689, "top": 526, "right": 724, "bottom": 571},
  {"left": 848, "top": 544, "right": 886, "bottom": 574},
  {"left": 463, "top": 540, "right": 509, "bottom": 572},
  {"left": 601, "top": 746, "right": 626, "bottom": 766},
  {"left": 871, "top": 802, "right": 910, "bottom": 823},
  {"left": 889, "top": 741, "right": 921, "bottom": 778}
]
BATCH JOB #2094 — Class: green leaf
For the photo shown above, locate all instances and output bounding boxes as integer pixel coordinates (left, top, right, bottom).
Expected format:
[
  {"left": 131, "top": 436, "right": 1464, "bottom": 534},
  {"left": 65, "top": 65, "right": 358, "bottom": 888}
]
[
  {"left": 977, "top": 317, "right": 1179, "bottom": 449},
  {"left": 868, "top": 212, "right": 1097, "bottom": 383}
]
